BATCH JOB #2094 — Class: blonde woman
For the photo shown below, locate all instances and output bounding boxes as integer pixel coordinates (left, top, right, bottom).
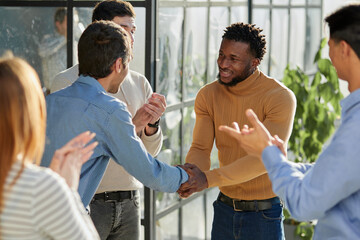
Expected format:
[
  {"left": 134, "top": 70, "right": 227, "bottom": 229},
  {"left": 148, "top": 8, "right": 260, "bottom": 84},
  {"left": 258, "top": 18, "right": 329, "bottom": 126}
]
[{"left": 0, "top": 57, "right": 100, "bottom": 240}]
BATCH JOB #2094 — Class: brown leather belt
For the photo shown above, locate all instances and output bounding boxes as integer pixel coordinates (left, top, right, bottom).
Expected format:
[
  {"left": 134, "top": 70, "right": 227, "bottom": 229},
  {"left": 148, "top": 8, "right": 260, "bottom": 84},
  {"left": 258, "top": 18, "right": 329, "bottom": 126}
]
[
  {"left": 217, "top": 192, "right": 280, "bottom": 212},
  {"left": 93, "top": 190, "right": 138, "bottom": 201}
]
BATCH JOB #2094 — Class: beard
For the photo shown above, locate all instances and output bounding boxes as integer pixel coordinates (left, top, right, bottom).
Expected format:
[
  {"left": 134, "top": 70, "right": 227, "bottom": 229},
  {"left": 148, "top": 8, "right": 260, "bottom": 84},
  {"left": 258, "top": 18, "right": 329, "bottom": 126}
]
[{"left": 217, "top": 64, "right": 254, "bottom": 87}]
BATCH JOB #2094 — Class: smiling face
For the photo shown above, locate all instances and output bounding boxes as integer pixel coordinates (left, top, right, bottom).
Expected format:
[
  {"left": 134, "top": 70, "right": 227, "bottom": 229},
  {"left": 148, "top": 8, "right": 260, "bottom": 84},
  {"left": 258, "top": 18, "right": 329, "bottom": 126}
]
[
  {"left": 112, "top": 15, "right": 136, "bottom": 49},
  {"left": 217, "top": 39, "right": 258, "bottom": 86}
]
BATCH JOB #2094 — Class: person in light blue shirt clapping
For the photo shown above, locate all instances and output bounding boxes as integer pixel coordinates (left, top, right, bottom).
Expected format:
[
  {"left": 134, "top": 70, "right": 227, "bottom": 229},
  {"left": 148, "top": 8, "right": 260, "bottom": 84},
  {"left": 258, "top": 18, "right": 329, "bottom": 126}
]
[
  {"left": 219, "top": 4, "right": 360, "bottom": 240},
  {"left": 41, "top": 21, "right": 190, "bottom": 208}
]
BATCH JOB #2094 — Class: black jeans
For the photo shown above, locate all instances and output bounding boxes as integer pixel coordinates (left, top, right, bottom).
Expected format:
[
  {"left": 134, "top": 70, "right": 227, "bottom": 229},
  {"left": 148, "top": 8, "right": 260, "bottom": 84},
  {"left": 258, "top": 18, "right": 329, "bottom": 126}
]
[{"left": 89, "top": 191, "right": 140, "bottom": 240}]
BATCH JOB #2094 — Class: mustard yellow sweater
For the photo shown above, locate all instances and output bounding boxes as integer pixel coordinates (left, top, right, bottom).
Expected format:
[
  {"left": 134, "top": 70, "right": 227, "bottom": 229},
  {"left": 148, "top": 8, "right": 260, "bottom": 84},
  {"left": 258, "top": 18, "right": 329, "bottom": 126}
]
[{"left": 186, "top": 69, "right": 296, "bottom": 200}]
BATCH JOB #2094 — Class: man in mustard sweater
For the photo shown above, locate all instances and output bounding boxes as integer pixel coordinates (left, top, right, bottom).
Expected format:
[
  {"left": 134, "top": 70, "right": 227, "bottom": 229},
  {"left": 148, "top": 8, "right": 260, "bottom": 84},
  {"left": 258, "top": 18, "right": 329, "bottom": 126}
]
[{"left": 178, "top": 23, "right": 296, "bottom": 239}]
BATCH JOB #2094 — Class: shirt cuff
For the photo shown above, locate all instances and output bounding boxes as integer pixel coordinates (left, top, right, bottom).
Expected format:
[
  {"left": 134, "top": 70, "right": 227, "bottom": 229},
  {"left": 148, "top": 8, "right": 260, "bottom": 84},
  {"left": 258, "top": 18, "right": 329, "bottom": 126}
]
[
  {"left": 141, "top": 127, "right": 163, "bottom": 156},
  {"left": 261, "top": 145, "right": 284, "bottom": 172},
  {"left": 204, "top": 170, "right": 220, "bottom": 188},
  {"left": 142, "top": 126, "right": 162, "bottom": 140},
  {"left": 177, "top": 166, "right": 189, "bottom": 184}
]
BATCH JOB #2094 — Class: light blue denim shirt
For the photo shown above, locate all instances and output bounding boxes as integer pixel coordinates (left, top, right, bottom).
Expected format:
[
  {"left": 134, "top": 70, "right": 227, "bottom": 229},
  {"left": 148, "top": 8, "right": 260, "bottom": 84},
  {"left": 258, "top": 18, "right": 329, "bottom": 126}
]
[
  {"left": 41, "top": 75, "right": 188, "bottom": 207},
  {"left": 262, "top": 88, "right": 360, "bottom": 239}
]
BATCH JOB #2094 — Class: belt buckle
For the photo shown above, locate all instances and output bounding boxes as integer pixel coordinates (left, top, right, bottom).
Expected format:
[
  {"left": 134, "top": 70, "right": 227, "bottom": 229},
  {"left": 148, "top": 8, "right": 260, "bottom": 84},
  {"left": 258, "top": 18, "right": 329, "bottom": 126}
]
[
  {"left": 232, "top": 199, "right": 243, "bottom": 212},
  {"left": 104, "top": 192, "right": 109, "bottom": 201}
]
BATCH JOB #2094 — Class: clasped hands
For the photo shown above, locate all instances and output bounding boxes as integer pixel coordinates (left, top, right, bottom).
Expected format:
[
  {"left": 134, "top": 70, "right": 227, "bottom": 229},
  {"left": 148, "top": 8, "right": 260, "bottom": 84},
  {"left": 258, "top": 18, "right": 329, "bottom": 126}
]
[
  {"left": 177, "top": 109, "right": 287, "bottom": 199},
  {"left": 177, "top": 163, "right": 208, "bottom": 199}
]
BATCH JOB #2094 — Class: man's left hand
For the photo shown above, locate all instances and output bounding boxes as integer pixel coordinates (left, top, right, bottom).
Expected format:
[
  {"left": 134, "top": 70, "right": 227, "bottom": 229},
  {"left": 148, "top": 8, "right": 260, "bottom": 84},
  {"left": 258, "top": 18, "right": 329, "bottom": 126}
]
[{"left": 144, "top": 93, "right": 166, "bottom": 135}]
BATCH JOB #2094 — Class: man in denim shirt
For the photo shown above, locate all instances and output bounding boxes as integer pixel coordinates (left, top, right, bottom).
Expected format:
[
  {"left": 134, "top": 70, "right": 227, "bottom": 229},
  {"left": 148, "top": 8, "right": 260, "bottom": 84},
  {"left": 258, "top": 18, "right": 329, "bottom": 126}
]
[
  {"left": 219, "top": 4, "right": 360, "bottom": 239},
  {"left": 41, "top": 21, "right": 189, "bottom": 212},
  {"left": 50, "top": 2, "right": 166, "bottom": 239}
]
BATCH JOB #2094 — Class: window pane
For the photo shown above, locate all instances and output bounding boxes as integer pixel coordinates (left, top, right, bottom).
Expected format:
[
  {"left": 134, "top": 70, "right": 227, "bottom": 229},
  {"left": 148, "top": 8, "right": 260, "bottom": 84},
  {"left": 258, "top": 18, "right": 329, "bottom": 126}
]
[
  {"left": 291, "top": 0, "right": 305, "bottom": 5},
  {"left": 289, "top": 8, "right": 305, "bottom": 69},
  {"left": 0, "top": 7, "right": 68, "bottom": 90},
  {"left": 304, "top": 8, "right": 321, "bottom": 72},
  {"left": 183, "top": 106, "right": 196, "bottom": 162},
  {"left": 141, "top": 225, "right": 144, "bottom": 240},
  {"left": 208, "top": 7, "right": 229, "bottom": 84},
  {"left": 211, "top": 142, "right": 219, "bottom": 168},
  {"left": 74, "top": 7, "right": 91, "bottom": 69},
  {"left": 157, "top": 210, "right": 179, "bottom": 240},
  {"left": 270, "top": 9, "right": 288, "bottom": 80},
  {"left": 7, "top": 0, "right": 63, "bottom": 2},
  {"left": 253, "top": 0, "right": 270, "bottom": 5},
  {"left": 308, "top": 0, "right": 321, "bottom": 5},
  {"left": 231, "top": 6, "right": 248, "bottom": 24},
  {"left": 182, "top": 197, "right": 206, "bottom": 240},
  {"left": 206, "top": 188, "right": 220, "bottom": 239},
  {"left": 132, "top": 7, "right": 146, "bottom": 75},
  {"left": 184, "top": 7, "right": 207, "bottom": 100},
  {"left": 158, "top": 7, "right": 183, "bottom": 104},
  {"left": 75, "top": 0, "right": 146, "bottom": 2},
  {"left": 156, "top": 110, "right": 182, "bottom": 212},
  {"left": 252, "top": 8, "right": 270, "bottom": 75},
  {"left": 273, "top": 0, "right": 289, "bottom": 5}
]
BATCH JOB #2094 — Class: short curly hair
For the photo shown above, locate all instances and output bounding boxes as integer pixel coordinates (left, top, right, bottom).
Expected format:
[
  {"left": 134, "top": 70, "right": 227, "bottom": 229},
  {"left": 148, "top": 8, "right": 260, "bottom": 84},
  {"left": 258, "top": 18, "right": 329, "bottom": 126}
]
[{"left": 222, "top": 22, "right": 266, "bottom": 61}]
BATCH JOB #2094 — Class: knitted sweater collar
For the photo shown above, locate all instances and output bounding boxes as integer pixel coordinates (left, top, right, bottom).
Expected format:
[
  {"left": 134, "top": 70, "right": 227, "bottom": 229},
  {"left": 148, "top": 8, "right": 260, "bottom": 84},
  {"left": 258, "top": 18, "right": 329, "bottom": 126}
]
[{"left": 222, "top": 68, "right": 261, "bottom": 95}]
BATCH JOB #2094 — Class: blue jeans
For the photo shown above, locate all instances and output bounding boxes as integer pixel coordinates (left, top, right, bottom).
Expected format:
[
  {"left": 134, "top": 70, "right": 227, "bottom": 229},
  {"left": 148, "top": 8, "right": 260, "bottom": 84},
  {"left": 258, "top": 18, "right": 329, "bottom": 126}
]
[
  {"left": 89, "top": 191, "right": 140, "bottom": 240},
  {"left": 211, "top": 197, "right": 284, "bottom": 240}
]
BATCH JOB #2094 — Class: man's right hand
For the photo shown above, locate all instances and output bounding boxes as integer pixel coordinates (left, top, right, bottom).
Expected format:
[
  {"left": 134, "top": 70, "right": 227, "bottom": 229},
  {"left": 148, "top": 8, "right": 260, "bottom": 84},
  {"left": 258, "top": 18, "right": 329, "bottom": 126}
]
[
  {"left": 177, "top": 163, "right": 208, "bottom": 198},
  {"left": 132, "top": 93, "right": 167, "bottom": 136},
  {"left": 132, "top": 105, "right": 153, "bottom": 135}
]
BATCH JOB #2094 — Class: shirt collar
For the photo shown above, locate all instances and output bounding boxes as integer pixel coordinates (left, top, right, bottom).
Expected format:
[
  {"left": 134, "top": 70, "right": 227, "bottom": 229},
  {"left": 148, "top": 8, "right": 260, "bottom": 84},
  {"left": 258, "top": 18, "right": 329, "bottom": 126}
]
[
  {"left": 340, "top": 88, "right": 360, "bottom": 115},
  {"left": 76, "top": 75, "right": 106, "bottom": 93}
]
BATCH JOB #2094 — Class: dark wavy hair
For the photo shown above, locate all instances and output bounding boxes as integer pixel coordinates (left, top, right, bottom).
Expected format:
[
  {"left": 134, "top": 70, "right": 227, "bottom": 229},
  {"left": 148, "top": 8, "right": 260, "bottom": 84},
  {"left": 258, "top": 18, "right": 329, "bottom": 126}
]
[
  {"left": 325, "top": 4, "right": 360, "bottom": 58},
  {"left": 222, "top": 22, "right": 266, "bottom": 61},
  {"left": 92, "top": 0, "right": 135, "bottom": 22},
  {"left": 54, "top": 7, "right": 66, "bottom": 24},
  {"left": 78, "top": 20, "right": 131, "bottom": 79}
]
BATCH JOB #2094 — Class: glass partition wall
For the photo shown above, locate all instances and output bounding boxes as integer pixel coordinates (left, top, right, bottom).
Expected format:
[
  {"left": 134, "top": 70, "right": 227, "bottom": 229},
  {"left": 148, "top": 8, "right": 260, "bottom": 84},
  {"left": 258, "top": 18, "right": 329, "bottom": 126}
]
[{"left": 0, "top": 0, "right": 322, "bottom": 239}]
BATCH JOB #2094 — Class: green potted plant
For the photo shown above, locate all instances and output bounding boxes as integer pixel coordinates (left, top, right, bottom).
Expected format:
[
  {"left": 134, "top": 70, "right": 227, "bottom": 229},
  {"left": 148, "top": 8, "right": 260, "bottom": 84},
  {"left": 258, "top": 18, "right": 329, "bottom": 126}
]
[{"left": 281, "top": 38, "right": 343, "bottom": 239}]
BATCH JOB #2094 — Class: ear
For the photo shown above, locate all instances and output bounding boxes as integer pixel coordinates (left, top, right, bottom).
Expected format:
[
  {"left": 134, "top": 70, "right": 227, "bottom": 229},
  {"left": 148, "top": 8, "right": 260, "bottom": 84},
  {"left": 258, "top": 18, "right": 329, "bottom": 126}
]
[
  {"left": 340, "top": 40, "right": 351, "bottom": 58},
  {"left": 114, "top": 58, "right": 123, "bottom": 73},
  {"left": 251, "top": 58, "right": 260, "bottom": 69},
  {"left": 55, "top": 21, "right": 61, "bottom": 32}
]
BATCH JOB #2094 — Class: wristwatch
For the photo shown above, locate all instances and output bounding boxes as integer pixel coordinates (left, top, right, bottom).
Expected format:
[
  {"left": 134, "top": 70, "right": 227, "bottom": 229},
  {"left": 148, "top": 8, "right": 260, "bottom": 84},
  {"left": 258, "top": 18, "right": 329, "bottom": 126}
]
[{"left": 147, "top": 118, "right": 160, "bottom": 128}]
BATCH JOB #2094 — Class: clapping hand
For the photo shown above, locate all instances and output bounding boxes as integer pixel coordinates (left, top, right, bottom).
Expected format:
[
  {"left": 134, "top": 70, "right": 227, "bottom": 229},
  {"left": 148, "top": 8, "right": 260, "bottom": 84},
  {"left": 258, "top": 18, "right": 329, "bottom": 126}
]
[
  {"left": 145, "top": 93, "right": 166, "bottom": 125},
  {"left": 219, "top": 109, "right": 274, "bottom": 158},
  {"left": 132, "top": 93, "right": 166, "bottom": 135},
  {"left": 50, "top": 131, "right": 98, "bottom": 190}
]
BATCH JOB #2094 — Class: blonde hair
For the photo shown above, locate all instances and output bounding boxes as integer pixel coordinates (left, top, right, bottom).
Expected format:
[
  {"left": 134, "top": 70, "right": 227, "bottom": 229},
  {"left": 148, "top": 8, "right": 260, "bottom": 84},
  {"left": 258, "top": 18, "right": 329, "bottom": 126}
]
[{"left": 0, "top": 57, "right": 46, "bottom": 212}]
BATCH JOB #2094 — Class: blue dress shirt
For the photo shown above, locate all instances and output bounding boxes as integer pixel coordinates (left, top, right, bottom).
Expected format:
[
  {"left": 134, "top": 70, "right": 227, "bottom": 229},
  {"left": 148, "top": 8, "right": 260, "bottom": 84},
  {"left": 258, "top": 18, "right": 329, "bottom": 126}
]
[
  {"left": 262, "top": 88, "right": 360, "bottom": 239},
  {"left": 42, "top": 75, "right": 188, "bottom": 207}
]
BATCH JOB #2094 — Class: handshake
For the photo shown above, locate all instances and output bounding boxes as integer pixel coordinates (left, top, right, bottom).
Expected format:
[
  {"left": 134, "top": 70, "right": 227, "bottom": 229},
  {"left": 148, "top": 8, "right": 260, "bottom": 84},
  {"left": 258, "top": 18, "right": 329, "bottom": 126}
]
[{"left": 177, "top": 163, "right": 208, "bottom": 198}]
